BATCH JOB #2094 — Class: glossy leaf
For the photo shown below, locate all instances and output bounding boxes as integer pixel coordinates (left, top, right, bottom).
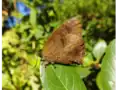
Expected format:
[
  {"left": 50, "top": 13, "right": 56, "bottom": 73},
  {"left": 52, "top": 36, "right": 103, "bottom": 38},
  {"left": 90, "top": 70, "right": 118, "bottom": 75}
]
[
  {"left": 40, "top": 64, "right": 87, "bottom": 90},
  {"left": 96, "top": 39, "right": 115, "bottom": 90},
  {"left": 93, "top": 39, "right": 107, "bottom": 60}
]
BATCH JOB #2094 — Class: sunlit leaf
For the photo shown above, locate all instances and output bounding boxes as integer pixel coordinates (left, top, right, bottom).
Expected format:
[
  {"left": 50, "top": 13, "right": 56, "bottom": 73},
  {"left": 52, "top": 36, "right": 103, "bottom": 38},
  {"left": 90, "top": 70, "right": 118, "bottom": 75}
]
[
  {"left": 2, "top": 30, "right": 19, "bottom": 49},
  {"left": 50, "top": 21, "right": 61, "bottom": 28},
  {"left": 40, "top": 64, "right": 87, "bottom": 90},
  {"left": 96, "top": 39, "right": 115, "bottom": 90},
  {"left": 2, "top": 73, "right": 10, "bottom": 87},
  {"left": 2, "top": 73, "right": 16, "bottom": 90},
  {"left": 34, "top": 26, "right": 44, "bottom": 39},
  {"left": 28, "top": 55, "right": 41, "bottom": 69},
  {"left": 83, "top": 53, "right": 94, "bottom": 67},
  {"left": 30, "top": 8, "right": 37, "bottom": 26},
  {"left": 93, "top": 39, "right": 107, "bottom": 60},
  {"left": 48, "top": 10, "right": 55, "bottom": 17},
  {"left": 76, "top": 66, "right": 91, "bottom": 79}
]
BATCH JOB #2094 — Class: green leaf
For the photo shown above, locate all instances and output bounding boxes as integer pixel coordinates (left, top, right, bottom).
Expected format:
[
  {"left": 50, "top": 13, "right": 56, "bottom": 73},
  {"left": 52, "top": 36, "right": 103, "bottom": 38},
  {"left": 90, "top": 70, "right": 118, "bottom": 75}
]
[
  {"left": 96, "top": 39, "right": 115, "bottom": 90},
  {"left": 2, "top": 73, "right": 16, "bottom": 90},
  {"left": 50, "top": 21, "right": 61, "bottom": 28},
  {"left": 40, "top": 64, "right": 87, "bottom": 90},
  {"left": 76, "top": 66, "right": 91, "bottom": 79},
  {"left": 48, "top": 10, "right": 55, "bottom": 17},
  {"left": 34, "top": 26, "right": 44, "bottom": 39},
  {"left": 2, "top": 73, "right": 10, "bottom": 87},
  {"left": 93, "top": 39, "right": 107, "bottom": 60},
  {"left": 85, "top": 43, "right": 93, "bottom": 51},
  {"left": 83, "top": 53, "right": 94, "bottom": 67},
  {"left": 28, "top": 55, "right": 41, "bottom": 69},
  {"left": 30, "top": 8, "right": 37, "bottom": 26},
  {"left": 2, "top": 30, "right": 19, "bottom": 49}
]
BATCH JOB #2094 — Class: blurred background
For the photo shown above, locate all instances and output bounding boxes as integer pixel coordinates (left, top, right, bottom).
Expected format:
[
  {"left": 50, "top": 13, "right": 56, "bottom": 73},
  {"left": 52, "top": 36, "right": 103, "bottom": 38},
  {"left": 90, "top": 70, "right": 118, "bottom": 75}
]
[{"left": 2, "top": 0, "right": 115, "bottom": 90}]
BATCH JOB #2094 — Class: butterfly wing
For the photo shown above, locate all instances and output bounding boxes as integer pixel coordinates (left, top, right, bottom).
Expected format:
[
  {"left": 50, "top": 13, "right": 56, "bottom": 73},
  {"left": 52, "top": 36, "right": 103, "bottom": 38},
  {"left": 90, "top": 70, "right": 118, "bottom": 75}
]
[
  {"left": 42, "top": 23, "right": 67, "bottom": 63},
  {"left": 42, "top": 17, "right": 84, "bottom": 64}
]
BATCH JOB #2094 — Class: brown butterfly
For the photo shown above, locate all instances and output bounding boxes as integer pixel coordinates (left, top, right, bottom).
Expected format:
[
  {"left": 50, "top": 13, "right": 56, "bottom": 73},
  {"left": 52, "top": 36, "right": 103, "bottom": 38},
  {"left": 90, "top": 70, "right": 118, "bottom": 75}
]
[{"left": 42, "top": 17, "right": 85, "bottom": 64}]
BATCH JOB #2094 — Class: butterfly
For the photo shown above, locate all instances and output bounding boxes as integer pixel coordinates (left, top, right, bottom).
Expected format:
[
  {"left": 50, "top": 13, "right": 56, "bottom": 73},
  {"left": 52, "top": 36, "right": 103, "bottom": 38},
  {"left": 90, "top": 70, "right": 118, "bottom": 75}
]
[{"left": 42, "top": 17, "right": 85, "bottom": 65}]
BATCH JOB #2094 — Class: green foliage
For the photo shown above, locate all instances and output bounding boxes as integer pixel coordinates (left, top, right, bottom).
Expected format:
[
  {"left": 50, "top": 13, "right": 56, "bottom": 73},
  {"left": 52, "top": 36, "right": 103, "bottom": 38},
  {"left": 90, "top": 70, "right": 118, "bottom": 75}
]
[
  {"left": 93, "top": 39, "right": 107, "bottom": 60},
  {"left": 41, "top": 65, "right": 87, "bottom": 90},
  {"left": 83, "top": 53, "right": 94, "bottom": 67},
  {"left": 30, "top": 8, "right": 37, "bottom": 27},
  {"left": 96, "top": 39, "right": 115, "bottom": 90},
  {"left": 2, "top": 0, "right": 115, "bottom": 90}
]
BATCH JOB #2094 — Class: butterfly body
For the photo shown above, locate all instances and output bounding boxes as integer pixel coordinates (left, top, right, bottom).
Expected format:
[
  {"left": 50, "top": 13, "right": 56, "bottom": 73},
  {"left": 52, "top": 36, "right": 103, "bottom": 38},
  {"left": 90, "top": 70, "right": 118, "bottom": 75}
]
[{"left": 42, "top": 17, "right": 85, "bottom": 64}]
